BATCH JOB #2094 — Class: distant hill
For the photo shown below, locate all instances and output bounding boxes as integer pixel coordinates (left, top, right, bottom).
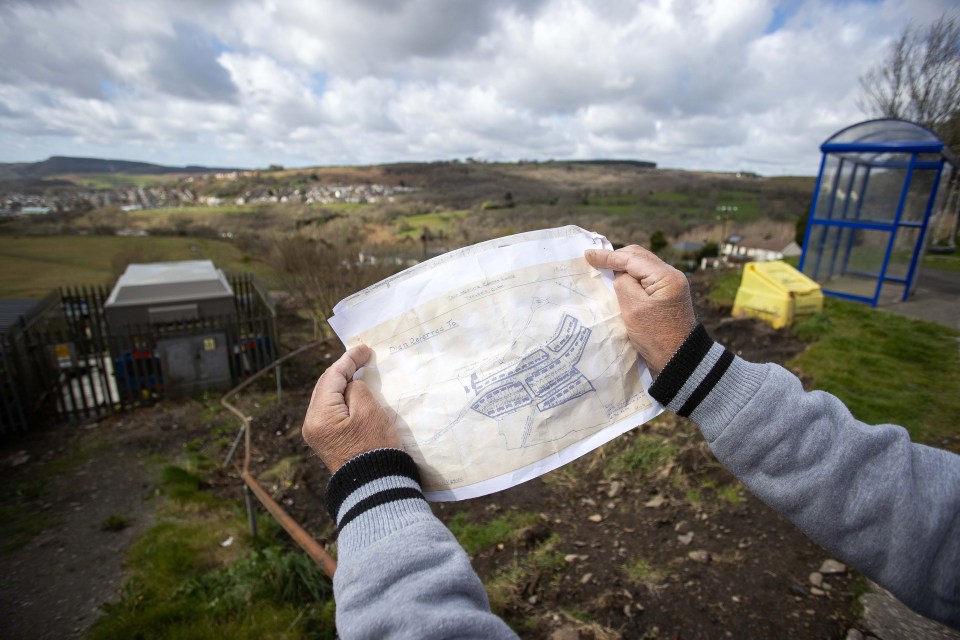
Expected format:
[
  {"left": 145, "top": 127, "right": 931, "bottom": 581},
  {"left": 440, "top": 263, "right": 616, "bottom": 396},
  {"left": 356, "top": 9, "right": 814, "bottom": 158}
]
[{"left": 0, "top": 156, "right": 242, "bottom": 182}]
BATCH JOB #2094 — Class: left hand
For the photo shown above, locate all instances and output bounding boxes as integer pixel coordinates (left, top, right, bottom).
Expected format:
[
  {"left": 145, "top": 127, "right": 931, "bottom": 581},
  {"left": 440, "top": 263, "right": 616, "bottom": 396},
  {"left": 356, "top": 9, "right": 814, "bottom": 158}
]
[{"left": 302, "top": 345, "right": 402, "bottom": 474}]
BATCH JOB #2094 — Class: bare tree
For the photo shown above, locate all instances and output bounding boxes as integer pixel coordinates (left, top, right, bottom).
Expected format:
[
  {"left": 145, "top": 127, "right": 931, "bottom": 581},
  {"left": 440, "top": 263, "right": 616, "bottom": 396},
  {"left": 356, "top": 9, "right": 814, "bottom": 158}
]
[
  {"left": 271, "top": 230, "right": 403, "bottom": 338},
  {"left": 858, "top": 11, "right": 960, "bottom": 149}
]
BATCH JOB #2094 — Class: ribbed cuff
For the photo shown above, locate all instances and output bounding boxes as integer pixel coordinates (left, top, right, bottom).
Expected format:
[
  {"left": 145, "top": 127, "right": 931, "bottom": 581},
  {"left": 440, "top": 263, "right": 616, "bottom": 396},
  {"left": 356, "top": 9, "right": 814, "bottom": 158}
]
[
  {"left": 649, "top": 324, "right": 713, "bottom": 408},
  {"left": 649, "top": 323, "right": 734, "bottom": 417},
  {"left": 648, "top": 323, "right": 769, "bottom": 438},
  {"left": 326, "top": 448, "right": 422, "bottom": 522}
]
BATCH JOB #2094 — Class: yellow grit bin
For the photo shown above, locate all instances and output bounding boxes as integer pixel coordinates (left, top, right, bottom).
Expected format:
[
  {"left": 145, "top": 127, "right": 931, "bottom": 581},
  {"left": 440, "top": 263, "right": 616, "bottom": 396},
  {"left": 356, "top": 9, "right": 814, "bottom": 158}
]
[{"left": 732, "top": 261, "right": 823, "bottom": 329}]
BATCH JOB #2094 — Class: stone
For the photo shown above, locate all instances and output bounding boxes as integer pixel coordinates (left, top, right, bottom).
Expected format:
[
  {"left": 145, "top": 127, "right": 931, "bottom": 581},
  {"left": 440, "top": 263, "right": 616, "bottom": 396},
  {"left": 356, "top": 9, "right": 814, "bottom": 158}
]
[
  {"left": 790, "top": 585, "right": 808, "bottom": 597},
  {"left": 677, "top": 532, "right": 695, "bottom": 546},
  {"left": 688, "top": 550, "right": 710, "bottom": 564},
  {"left": 819, "top": 559, "right": 847, "bottom": 574},
  {"left": 731, "top": 595, "right": 742, "bottom": 603},
  {"left": 550, "top": 628, "right": 580, "bottom": 640},
  {"left": 564, "top": 554, "right": 579, "bottom": 563},
  {"left": 809, "top": 572, "right": 824, "bottom": 588},
  {"left": 644, "top": 494, "right": 666, "bottom": 508},
  {"left": 845, "top": 629, "right": 864, "bottom": 640},
  {"left": 810, "top": 587, "right": 826, "bottom": 597},
  {"left": 607, "top": 481, "right": 624, "bottom": 498},
  {"left": 588, "top": 514, "right": 603, "bottom": 523},
  {"left": 580, "top": 572, "right": 593, "bottom": 584},
  {"left": 528, "top": 595, "right": 538, "bottom": 605}
]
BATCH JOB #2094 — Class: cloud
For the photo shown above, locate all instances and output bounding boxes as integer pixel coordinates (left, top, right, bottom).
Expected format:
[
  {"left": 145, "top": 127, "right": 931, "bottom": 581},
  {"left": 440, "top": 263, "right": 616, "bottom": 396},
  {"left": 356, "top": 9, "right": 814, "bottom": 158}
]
[{"left": 0, "top": 0, "right": 955, "bottom": 173}]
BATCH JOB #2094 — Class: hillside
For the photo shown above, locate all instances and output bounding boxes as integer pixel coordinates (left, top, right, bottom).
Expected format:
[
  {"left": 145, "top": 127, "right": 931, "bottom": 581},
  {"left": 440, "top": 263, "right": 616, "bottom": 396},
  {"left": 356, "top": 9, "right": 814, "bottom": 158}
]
[{"left": 0, "top": 156, "right": 240, "bottom": 182}]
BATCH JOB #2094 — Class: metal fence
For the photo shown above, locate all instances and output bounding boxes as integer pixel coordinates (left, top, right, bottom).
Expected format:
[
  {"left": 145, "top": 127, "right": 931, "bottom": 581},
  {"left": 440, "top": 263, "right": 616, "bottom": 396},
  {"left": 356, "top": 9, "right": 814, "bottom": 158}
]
[{"left": 1, "top": 274, "right": 278, "bottom": 434}]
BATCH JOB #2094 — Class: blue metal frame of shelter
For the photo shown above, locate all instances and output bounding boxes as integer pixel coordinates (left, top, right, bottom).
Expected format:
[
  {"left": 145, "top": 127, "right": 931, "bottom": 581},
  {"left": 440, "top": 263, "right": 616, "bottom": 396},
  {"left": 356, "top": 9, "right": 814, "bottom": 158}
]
[{"left": 799, "top": 119, "right": 957, "bottom": 307}]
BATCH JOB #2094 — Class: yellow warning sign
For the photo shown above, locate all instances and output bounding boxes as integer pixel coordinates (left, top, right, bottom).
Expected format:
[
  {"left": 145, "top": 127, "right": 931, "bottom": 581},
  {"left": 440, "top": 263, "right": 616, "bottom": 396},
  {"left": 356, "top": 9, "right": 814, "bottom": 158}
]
[{"left": 203, "top": 338, "right": 216, "bottom": 351}]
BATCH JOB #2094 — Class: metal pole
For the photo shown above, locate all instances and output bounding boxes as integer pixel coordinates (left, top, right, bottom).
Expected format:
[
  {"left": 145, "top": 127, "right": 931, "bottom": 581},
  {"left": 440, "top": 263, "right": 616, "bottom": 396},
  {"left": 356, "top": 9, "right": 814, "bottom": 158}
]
[
  {"left": 244, "top": 483, "right": 258, "bottom": 538},
  {"left": 223, "top": 424, "right": 245, "bottom": 468}
]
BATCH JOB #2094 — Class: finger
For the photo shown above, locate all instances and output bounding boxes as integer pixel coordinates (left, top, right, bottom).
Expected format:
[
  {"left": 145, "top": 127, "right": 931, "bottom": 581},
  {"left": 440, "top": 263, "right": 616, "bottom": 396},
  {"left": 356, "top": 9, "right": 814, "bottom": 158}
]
[
  {"left": 585, "top": 247, "right": 664, "bottom": 283},
  {"left": 313, "top": 344, "right": 372, "bottom": 405}
]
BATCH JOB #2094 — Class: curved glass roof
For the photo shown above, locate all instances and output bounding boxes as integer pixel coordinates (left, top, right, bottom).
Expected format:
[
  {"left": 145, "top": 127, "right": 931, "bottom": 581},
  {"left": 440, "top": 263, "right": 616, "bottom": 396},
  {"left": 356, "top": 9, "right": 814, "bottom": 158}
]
[
  {"left": 821, "top": 118, "right": 957, "bottom": 167},
  {"left": 825, "top": 118, "right": 942, "bottom": 145}
]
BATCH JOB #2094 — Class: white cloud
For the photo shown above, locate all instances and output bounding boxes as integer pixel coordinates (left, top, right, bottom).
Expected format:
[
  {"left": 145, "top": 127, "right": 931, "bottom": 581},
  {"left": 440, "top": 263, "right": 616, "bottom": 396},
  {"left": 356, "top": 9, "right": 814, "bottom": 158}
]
[{"left": 0, "top": 0, "right": 955, "bottom": 174}]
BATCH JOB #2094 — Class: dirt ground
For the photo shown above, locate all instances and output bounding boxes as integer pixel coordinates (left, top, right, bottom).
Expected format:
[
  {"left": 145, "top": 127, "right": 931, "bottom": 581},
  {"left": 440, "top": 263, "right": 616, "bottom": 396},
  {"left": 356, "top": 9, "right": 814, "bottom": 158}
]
[{"left": 0, "top": 274, "right": 911, "bottom": 639}]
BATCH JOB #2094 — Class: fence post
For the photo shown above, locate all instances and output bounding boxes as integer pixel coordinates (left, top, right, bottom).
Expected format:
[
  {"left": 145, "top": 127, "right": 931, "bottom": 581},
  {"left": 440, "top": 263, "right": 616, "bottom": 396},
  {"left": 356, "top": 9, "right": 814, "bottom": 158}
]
[{"left": 243, "top": 483, "right": 258, "bottom": 538}]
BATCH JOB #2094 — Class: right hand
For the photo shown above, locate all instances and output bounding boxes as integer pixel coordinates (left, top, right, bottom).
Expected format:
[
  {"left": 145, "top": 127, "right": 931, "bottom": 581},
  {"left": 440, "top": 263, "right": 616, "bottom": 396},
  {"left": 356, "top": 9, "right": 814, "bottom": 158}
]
[
  {"left": 301, "top": 345, "right": 402, "bottom": 474},
  {"left": 584, "top": 245, "right": 697, "bottom": 375}
]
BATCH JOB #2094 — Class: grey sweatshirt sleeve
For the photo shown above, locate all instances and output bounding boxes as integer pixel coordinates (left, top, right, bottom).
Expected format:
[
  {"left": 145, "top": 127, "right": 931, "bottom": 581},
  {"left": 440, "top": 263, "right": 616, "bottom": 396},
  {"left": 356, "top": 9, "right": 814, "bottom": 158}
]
[
  {"left": 325, "top": 448, "right": 518, "bottom": 639},
  {"left": 649, "top": 324, "right": 960, "bottom": 629}
]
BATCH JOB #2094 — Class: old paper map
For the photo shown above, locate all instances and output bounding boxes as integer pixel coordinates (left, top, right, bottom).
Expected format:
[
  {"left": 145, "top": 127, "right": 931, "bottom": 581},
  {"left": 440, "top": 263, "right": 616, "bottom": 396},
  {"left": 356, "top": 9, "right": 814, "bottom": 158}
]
[{"left": 329, "top": 227, "right": 662, "bottom": 500}]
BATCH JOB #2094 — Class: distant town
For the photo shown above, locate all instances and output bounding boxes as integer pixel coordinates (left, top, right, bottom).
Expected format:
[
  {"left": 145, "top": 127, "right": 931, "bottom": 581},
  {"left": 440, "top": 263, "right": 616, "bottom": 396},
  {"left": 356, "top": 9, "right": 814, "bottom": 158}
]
[{"left": 0, "top": 173, "right": 416, "bottom": 216}]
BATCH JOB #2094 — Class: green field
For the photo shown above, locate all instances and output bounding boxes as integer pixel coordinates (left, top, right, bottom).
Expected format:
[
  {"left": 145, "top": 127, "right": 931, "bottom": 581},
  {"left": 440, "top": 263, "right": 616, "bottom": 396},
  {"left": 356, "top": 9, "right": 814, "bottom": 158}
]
[
  {"left": 0, "top": 235, "right": 275, "bottom": 298},
  {"left": 395, "top": 210, "right": 469, "bottom": 238},
  {"left": 65, "top": 173, "right": 177, "bottom": 189},
  {"left": 581, "top": 189, "right": 762, "bottom": 219}
]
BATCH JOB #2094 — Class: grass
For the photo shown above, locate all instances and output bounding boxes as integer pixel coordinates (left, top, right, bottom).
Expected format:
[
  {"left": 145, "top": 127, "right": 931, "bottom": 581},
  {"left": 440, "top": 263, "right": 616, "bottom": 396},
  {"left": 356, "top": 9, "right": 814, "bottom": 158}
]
[
  {"left": 605, "top": 433, "right": 676, "bottom": 478},
  {"left": 923, "top": 251, "right": 960, "bottom": 272},
  {"left": 484, "top": 533, "right": 565, "bottom": 625},
  {"left": 708, "top": 268, "right": 743, "bottom": 306},
  {"left": 715, "top": 484, "right": 745, "bottom": 506},
  {"left": 100, "top": 515, "right": 130, "bottom": 532},
  {"left": 88, "top": 459, "right": 336, "bottom": 640},
  {"left": 395, "top": 210, "right": 469, "bottom": 238},
  {"left": 0, "top": 235, "right": 275, "bottom": 297},
  {"left": 447, "top": 510, "right": 541, "bottom": 555},
  {"left": 66, "top": 174, "right": 176, "bottom": 189},
  {"left": 789, "top": 298, "right": 960, "bottom": 445},
  {"left": 708, "top": 267, "right": 960, "bottom": 446},
  {"left": 130, "top": 205, "right": 256, "bottom": 221},
  {"left": 623, "top": 555, "right": 666, "bottom": 587}
]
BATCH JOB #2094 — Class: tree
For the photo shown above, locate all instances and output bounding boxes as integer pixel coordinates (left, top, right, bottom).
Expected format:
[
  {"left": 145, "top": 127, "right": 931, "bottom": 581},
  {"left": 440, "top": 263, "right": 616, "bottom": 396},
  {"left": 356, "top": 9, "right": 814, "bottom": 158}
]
[
  {"left": 858, "top": 11, "right": 960, "bottom": 150},
  {"left": 649, "top": 230, "right": 668, "bottom": 253}
]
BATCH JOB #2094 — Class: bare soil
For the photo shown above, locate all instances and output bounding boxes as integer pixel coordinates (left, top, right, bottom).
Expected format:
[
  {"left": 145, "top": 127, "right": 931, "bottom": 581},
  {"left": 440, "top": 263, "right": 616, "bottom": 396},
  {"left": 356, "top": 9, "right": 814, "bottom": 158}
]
[{"left": 0, "top": 274, "right": 870, "bottom": 639}]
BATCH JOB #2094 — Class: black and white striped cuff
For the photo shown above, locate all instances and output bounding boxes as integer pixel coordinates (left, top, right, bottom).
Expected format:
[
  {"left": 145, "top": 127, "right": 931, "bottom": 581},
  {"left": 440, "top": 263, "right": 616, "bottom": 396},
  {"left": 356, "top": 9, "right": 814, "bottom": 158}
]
[
  {"left": 649, "top": 324, "right": 733, "bottom": 417},
  {"left": 326, "top": 448, "right": 426, "bottom": 530}
]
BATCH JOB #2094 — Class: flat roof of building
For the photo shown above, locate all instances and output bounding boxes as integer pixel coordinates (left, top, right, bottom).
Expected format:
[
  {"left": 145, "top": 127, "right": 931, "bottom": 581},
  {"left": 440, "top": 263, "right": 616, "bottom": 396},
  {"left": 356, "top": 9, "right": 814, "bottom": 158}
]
[{"left": 105, "top": 260, "right": 234, "bottom": 308}]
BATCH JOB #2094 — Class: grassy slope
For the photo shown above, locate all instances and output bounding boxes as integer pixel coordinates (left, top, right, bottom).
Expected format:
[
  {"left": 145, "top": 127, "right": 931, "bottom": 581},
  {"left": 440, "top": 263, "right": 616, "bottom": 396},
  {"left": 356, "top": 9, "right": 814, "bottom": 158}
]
[
  {"left": 88, "top": 455, "right": 336, "bottom": 640},
  {"left": 0, "top": 235, "right": 275, "bottom": 297},
  {"left": 711, "top": 268, "right": 960, "bottom": 447}
]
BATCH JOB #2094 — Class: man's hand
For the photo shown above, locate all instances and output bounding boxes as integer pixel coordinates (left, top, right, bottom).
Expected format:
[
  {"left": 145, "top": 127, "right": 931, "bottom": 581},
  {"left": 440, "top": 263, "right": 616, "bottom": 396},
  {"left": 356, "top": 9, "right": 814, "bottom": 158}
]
[
  {"left": 302, "top": 345, "right": 401, "bottom": 474},
  {"left": 585, "top": 245, "right": 697, "bottom": 375}
]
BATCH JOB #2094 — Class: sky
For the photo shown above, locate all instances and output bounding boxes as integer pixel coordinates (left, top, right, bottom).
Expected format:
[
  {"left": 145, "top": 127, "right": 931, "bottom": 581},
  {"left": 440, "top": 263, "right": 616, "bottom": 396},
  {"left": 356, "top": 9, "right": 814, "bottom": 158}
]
[{"left": 0, "top": 0, "right": 954, "bottom": 175}]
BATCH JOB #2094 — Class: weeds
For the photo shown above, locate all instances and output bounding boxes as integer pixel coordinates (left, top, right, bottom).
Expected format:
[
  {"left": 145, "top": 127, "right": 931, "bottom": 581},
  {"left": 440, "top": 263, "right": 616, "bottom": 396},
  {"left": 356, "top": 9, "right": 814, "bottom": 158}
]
[
  {"left": 606, "top": 433, "right": 676, "bottom": 479},
  {"left": 100, "top": 515, "right": 130, "bottom": 532},
  {"left": 715, "top": 484, "right": 744, "bottom": 506},
  {"left": 447, "top": 510, "right": 541, "bottom": 555},
  {"left": 485, "top": 534, "right": 565, "bottom": 623},
  {"left": 88, "top": 455, "right": 337, "bottom": 640},
  {"left": 623, "top": 555, "right": 666, "bottom": 588}
]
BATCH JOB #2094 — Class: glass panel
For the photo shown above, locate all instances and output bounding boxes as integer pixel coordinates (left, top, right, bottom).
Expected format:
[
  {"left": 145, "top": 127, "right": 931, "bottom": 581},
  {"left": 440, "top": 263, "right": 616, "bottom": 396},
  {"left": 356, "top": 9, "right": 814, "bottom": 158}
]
[
  {"left": 813, "top": 156, "right": 840, "bottom": 220},
  {"left": 857, "top": 164, "right": 906, "bottom": 223},
  {"left": 901, "top": 167, "right": 938, "bottom": 224},
  {"left": 803, "top": 225, "right": 896, "bottom": 301},
  {"left": 886, "top": 226, "right": 920, "bottom": 280}
]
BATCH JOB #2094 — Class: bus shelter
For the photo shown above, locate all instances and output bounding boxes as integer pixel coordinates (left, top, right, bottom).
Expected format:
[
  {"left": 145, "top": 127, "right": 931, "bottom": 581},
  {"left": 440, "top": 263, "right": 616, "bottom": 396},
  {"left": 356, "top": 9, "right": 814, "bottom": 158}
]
[{"left": 799, "top": 119, "right": 958, "bottom": 306}]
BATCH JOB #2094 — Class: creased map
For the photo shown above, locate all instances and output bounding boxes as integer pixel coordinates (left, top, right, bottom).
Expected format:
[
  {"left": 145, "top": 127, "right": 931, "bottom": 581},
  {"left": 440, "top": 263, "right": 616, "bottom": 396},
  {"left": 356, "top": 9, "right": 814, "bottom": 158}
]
[{"left": 329, "top": 226, "right": 662, "bottom": 501}]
